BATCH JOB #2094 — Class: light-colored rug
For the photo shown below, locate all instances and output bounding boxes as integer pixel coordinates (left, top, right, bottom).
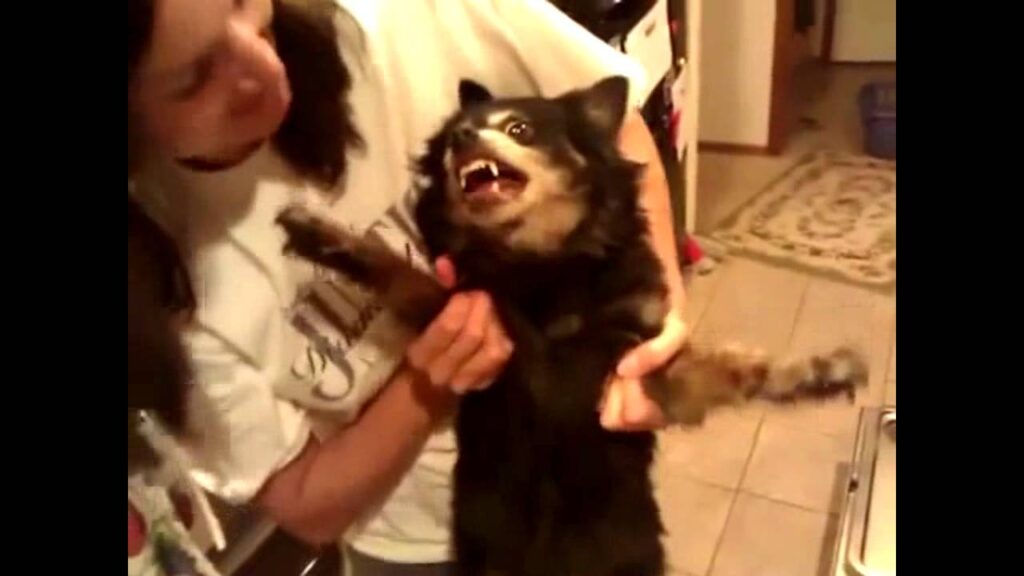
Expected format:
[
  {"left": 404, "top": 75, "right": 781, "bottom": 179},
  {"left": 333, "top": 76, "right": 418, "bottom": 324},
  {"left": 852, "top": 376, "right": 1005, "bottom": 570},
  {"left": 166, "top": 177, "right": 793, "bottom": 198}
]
[{"left": 712, "top": 151, "right": 896, "bottom": 289}]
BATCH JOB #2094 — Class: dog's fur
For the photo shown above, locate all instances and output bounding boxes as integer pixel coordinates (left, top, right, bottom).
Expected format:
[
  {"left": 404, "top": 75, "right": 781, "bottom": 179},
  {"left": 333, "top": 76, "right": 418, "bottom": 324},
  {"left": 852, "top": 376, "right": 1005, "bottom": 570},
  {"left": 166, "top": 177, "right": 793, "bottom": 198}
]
[{"left": 276, "top": 76, "right": 867, "bottom": 576}]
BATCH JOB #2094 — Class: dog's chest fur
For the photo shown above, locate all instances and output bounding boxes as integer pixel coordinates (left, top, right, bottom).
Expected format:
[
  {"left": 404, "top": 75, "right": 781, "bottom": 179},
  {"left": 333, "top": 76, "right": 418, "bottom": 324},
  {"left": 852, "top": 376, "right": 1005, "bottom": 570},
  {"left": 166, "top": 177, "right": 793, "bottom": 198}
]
[{"left": 416, "top": 200, "right": 668, "bottom": 576}]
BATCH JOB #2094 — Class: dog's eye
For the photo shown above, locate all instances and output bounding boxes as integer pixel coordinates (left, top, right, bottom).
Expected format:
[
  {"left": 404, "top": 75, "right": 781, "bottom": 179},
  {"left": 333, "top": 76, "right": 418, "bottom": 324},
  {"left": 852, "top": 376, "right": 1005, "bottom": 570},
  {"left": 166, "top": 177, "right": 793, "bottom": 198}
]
[{"left": 506, "top": 121, "right": 534, "bottom": 143}]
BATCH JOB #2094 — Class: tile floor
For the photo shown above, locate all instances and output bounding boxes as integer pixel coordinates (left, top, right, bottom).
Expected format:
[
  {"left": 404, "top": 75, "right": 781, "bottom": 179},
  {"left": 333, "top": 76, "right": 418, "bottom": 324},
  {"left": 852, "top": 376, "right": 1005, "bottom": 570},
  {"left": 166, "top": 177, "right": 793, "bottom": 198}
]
[
  {"left": 654, "top": 259, "right": 895, "bottom": 576},
  {"left": 656, "top": 63, "right": 896, "bottom": 576}
]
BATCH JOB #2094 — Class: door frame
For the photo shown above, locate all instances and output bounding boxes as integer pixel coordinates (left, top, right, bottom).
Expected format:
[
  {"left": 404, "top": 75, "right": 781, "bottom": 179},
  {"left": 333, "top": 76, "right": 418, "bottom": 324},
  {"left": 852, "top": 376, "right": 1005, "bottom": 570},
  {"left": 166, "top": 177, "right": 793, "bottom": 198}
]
[
  {"left": 821, "top": 0, "right": 837, "bottom": 62},
  {"left": 767, "top": 0, "right": 795, "bottom": 154}
]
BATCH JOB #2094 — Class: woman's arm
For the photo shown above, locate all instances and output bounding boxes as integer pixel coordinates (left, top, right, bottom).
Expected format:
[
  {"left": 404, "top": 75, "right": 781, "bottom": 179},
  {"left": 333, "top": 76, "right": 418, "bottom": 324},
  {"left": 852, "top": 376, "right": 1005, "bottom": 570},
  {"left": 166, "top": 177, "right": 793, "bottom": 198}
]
[
  {"left": 257, "top": 264, "right": 512, "bottom": 546},
  {"left": 619, "top": 111, "right": 687, "bottom": 316},
  {"left": 600, "top": 111, "right": 689, "bottom": 431},
  {"left": 255, "top": 363, "right": 453, "bottom": 545}
]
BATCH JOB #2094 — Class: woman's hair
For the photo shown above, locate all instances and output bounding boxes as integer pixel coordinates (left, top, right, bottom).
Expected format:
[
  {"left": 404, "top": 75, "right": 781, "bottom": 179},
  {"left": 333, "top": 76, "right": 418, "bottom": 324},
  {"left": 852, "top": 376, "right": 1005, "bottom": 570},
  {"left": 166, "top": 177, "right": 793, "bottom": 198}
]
[
  {"left": 127, "top": 0, "right": 361, "bottom": 187},
  {"left": 272, "top": 0, "right": 363, "bottom": 187},
  {"left": 128, "top": 196, "right": 194, "bottom": 471},
  {"left": 128, "top": 0, "right": 154, "bottom": 171}
]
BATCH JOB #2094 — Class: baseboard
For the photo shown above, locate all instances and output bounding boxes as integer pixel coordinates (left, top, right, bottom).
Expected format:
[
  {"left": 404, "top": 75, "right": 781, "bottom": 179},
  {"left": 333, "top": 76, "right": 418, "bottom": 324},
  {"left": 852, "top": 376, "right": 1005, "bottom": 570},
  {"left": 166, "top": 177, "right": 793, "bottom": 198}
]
[
  {"left": 828, "top": 60, "right": 896, "bottom": 66},
  {"left": 698, "top": 142, "right": 772, "bottom": 155}
]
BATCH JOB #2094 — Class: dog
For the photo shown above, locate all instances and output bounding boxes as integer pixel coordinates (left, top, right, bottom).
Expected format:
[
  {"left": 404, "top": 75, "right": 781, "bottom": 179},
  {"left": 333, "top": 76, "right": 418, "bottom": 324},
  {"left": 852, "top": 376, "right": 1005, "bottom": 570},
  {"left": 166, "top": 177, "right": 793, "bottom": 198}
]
[{"left": 275, "top": 76, "right": 867, "bottom": 576}]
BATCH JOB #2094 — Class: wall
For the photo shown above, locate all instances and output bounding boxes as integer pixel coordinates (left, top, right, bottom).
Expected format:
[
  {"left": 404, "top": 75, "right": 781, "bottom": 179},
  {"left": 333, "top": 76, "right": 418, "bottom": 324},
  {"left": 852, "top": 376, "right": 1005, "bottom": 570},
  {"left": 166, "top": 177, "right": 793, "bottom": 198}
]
[
  {"left": 698, "top": 0, "right": 777, "bottom": 147},
  {"left": 832, "top": 0, "right": 896, "bottom": 62}
]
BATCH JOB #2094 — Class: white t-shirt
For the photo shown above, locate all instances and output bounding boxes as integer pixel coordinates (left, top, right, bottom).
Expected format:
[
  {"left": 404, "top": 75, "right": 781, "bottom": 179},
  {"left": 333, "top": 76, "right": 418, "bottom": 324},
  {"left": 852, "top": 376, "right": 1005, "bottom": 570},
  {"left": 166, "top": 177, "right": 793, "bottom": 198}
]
[{"left": 133, "top": 0, "right": 648, "bottom": 563}]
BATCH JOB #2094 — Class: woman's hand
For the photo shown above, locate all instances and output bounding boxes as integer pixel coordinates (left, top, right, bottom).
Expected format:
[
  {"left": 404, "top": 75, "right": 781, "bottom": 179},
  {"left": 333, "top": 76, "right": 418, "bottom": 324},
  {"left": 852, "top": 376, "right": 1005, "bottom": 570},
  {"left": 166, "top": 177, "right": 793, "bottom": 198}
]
[
  {"left": 600, "top": 312, "right": 689, "bottom": 431},
  {"left": 405, "top": 256, "right": 514, "bottom": 396}
]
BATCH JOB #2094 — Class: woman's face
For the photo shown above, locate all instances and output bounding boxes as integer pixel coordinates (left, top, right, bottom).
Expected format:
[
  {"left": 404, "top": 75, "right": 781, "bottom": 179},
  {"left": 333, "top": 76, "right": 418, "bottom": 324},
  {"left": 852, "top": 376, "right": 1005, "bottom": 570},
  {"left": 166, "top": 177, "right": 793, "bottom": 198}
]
[{"left": 130, "top": 0, "right": 292, "bottom": 165}]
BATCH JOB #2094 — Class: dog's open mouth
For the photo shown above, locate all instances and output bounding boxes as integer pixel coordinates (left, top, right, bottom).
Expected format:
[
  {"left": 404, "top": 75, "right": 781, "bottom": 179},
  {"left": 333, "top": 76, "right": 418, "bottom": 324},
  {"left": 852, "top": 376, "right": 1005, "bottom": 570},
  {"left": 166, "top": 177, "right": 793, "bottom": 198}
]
[{"left": 455, "top": 157, "right": 528, "bottom": 205}]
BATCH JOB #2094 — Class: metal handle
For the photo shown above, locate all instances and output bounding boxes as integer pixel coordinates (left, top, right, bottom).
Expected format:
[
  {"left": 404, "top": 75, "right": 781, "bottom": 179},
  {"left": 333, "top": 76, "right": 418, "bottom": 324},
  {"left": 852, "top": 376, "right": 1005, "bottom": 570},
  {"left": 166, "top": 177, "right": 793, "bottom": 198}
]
[
  {"left": 835, "top": 408, "right": 895, "bottom": 576},
  {"left": 299, "top": 556, "right": 322, "bottom": 576}
]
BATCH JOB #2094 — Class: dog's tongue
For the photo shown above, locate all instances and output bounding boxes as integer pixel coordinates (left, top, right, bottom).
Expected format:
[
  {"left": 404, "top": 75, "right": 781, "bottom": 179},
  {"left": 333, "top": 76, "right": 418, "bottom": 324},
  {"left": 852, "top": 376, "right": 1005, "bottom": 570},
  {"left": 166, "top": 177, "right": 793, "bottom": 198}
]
[
  {"left": 467, "top": 180, "right": 508, "bottom": 204},
  {"left": 460, "top": 162, "right": 526, "bottom": 205}
]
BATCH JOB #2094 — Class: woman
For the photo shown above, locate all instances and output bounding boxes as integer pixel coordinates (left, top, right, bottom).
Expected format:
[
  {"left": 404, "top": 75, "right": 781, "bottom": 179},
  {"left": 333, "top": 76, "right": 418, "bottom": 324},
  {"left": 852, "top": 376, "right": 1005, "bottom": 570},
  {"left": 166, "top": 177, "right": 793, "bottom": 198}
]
[{"left": 127, "top": 0, "right": 688, "bottom": 573}]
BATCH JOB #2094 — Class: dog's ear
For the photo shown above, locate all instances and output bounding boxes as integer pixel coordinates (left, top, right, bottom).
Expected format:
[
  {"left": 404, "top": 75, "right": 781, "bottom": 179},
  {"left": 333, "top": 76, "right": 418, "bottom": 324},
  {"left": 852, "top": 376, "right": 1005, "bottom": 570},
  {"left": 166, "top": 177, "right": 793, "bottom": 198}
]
[
  {"left": 578, "top": 76, "right": 631, "bottom": 138},
  {"left": 458, "top": 79, "right": 493, "bottom": 109}
]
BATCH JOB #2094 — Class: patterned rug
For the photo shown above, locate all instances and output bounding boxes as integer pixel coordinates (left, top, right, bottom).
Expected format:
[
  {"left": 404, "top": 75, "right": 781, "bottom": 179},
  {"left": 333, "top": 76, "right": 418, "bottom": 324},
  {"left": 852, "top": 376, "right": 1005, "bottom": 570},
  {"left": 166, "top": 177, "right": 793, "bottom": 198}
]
[{"left": 712, "top": 151, "right": 896, "bottom": 289}]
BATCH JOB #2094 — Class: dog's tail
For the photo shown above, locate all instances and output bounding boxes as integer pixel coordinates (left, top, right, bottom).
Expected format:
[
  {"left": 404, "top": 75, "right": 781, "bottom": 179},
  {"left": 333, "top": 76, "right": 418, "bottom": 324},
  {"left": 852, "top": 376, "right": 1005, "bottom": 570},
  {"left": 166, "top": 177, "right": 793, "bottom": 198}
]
[{"left": 650, "top": 345, "right": 869, "bottom": 425}]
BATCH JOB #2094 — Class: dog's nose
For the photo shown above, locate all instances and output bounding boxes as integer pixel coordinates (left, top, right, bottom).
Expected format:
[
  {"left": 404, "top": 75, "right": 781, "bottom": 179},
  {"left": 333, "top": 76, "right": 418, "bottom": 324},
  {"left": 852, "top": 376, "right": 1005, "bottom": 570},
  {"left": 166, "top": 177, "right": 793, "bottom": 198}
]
[{"left": 451, "top": 126, "right": 478, "bottom": 152}]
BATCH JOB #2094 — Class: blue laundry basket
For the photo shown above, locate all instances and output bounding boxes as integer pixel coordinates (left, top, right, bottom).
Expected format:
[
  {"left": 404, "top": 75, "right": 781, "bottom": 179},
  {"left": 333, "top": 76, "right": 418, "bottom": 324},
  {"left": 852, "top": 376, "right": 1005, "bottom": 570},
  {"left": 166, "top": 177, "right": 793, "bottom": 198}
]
[{"left": 858, "top": 82, "right": 896, "bottom": 160}]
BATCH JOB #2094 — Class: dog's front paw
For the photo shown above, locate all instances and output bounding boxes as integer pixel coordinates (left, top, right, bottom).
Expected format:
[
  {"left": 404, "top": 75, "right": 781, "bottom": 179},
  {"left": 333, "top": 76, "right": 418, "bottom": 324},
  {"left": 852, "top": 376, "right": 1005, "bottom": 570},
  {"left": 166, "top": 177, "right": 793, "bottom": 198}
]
[{"left": 275, "top": 204, "right": 343, "bottom": 260}]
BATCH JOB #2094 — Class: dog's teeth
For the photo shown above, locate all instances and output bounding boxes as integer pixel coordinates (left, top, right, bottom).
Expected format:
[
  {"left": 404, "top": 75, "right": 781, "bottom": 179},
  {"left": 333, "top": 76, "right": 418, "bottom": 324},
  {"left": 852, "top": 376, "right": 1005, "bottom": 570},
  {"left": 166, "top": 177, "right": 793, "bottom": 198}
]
[
  {"left": 456, "top": 159, "right": 502, "bottom": 187},
  {"left": 459, "top": 160, "right": 485, "bottom": 180}
]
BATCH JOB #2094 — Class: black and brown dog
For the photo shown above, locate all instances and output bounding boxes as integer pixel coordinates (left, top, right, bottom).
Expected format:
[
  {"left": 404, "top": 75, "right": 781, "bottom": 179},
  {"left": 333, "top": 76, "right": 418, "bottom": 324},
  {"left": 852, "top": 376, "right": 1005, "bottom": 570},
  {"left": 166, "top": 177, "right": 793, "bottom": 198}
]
[{"left": 276, "top": 76, "right": 866, "bottom": 576}]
